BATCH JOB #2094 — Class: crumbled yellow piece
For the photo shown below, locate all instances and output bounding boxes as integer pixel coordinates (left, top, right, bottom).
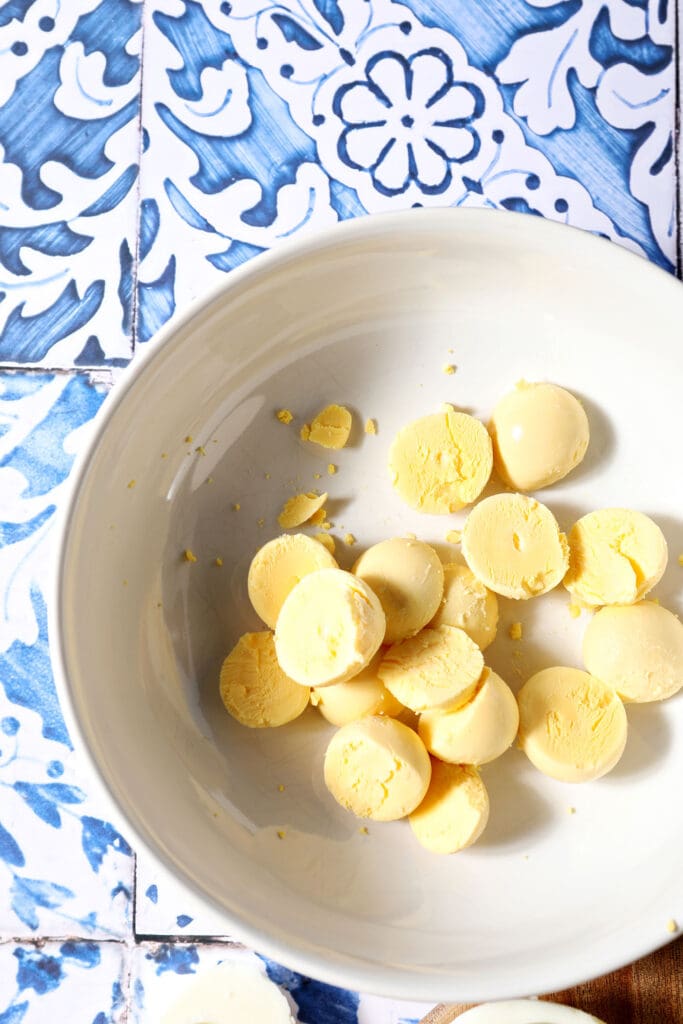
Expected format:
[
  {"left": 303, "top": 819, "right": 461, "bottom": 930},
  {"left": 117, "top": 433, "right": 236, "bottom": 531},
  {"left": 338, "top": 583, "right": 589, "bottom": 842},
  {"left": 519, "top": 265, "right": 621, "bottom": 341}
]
[
  {"left": 127, "top": 480, "right": 136, "bottom": 489},
  {"left": 276, "top": 409, "right": 294, "bottom": 425},
  {"left": 156, "top": 601, "right": 163, "bottom": 609},
  {"left": 183, "top": 549, "right": 197, "bottom": 563},
  {"left": 122, "top": 580, "right": 128, "bottom": 587},
  {"left": 303, "top": 404, "right": 352, "bottom": 449},
  {"left": 265, "top": 472, "right": 271, "bottom": 480},
  {"left": 322, "top": 521, "right": 333, "bottom": 530},
  {"left": 278, "top": 491, "right": 328, "bottom": 528},
  {"left": 667, "top": 919, "right": 678, "bottom": 934},
  {"left": 184, "top": 435, "right": 193, "bottom": 443},
  {"left": 445, "top": 529, "right": 461, "bottom": 544},
  {"left": 300, "top": 423, "right": 310, "bottom": 441},
  {"left": 365, "top": 418, "right": 377, "bottom": 435},
  {"left": 276, "top": 829, "right": 286, "bottom": 840},
  {"left": 232, "top": 503, "right": 241, "bottom": 511},
  {"left": 404, "top": 532, "right": 417, "bottom": 540},
  {"left": 206, "top": 477, "right": 214, "bottom": 485},
  {"left": 313, "top": 472, "right": 322, "bottom": 480},
  {"left": 327, "top": 463, "right": 337, "bottom": 475},
  {"left": 195, "top": 445, "right": 206, "bottom": 456},
  {"left": 215, "top": 557, "right": 223, "bottom": 567},
  {"left": 443, "top": 364, "right": 456, "bottom": 375},
  {"left": 678, "top": 554, "right": 683, "bottom": 567},
  {"left": 161, "top": 452, "right": 168, "bottom": 459},
  {"left": 315, "top": 533, "right": 336, "bottom": 555},
  {"left": 278, "top": 784, "right": 285, "bottom": 793},
  {"left": 257, "top": 518, "right": 265, "bottom": 527},
  {"left": 567, "top": 806, "right": 576, "bottom": 815},
  {"left": 651, "top": 597, "right": 660, "bottom": 605},
  {"left": 359, "top": 826, "right": 369, "bottom": 835},
  {"left": 344, "top": 533, "right": 356, "bottom": 546},
  {"left": 509, "top": 622, "right": 523, "bottom": 641},
  {"left": 569, "top": 602, "right": 582, "bottom": 619},
  {"left": 309, "top": 507, "right": 327, "bottom": 526}
]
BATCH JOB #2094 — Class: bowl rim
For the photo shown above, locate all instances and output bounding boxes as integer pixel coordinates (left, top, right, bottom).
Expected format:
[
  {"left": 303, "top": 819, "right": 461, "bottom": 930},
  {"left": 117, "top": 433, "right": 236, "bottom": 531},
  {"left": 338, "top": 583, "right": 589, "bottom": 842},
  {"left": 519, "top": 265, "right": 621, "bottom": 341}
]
[{"left": 49, "top": 206, "right": 683, "bottom": 1002}]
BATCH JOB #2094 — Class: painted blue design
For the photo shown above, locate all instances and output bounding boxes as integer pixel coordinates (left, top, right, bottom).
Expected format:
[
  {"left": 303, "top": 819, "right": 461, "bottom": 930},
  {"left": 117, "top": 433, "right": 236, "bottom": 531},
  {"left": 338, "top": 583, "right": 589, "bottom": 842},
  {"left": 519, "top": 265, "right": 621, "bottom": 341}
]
[
  {"left": 81, "top": 816, "right": 133, "bottom": 872},
  {"left": 145, "top": 883, "right": 159, "bottom": 904},
  {"left": 59, "top": 941, "right": 101, "bottom": 967},
  {"left": 139, "top": 199, "right": 161, "bottom": 262},
  {"left": 74, "top": 335, "right": 129, "bottom": 368},
  {"left": 0, "top": 508, "right": 55, "bottom": 548},
  {"left": 207, "top": 240, "right": 266, "bottom": 272},
  {"left": 589, "top": 8, "right": 671, "bottom": 72},
  {"left": 146, "top": 944, "right": 199, "bottom": 976},
  {"left": 329, "top": 179, "right": 368, "bottom": 219},
  {"left": 0, "top": 225, "right": 93, "bottom": 277},
  {"left": 47, "top": 760, "right": 64, "bottom": 778},
  {"left": 0, "top": 590, "right": 70, "bottom": 746},
  {"left": 264, "top": 958, "right": 359, "bottom": 1023},
  {"left": 154, "top": 2, "right": 237, "bottom": 102},
  {"left": 138, "top": 256, "right": 176, "bottom": 343},
  {"left": 0, "top": 1004, "right": 28, "bottom": 1024},
  {"left": 0, "top": 821, "right": 25, "bottom": 867},
  {"left": 0, "top": 281, "right": 105, "bottom": 362},
  {"left": 70, "top": 0, "right": 142, "bottom": 88},
  {"left": 164, "top": 180, "right": 216, "bottom": 233},
  {"left": 119, "top": 239, "right": 134, "bottom": 335},
  {"left": 272, "top": 14, "right": 323, "bottom": 51},
  {"left": 13, "top": 782, "right": 85, "bottom": 829},
  {"left": 134, "top": 978, "right": 144, "bottom": 1009},
  {"left": 334, "top": 49, "right": 484, "bottom": 197},
  {"left": 1, "top": 717, "right": 20, "bottom": 736},
  {"left": 112, "top": 980, "right": 125, "bottom": 1010},
  {"left": 11, "top": 878, "right": 74, "bottom": 930},
  {"left": 176, "top": 914, "right": 193, "bottom": 928},
  {"left": 15, "top": 948, "right": 64, "bottom": 994},
  {"left": 313, "top": 0, "right": 344, "bottom": 36},
  {"left": 0, "top": 0, "right": 33, "bottom": 29},
  {"left": 80, "top": 165, "right": 138, "bottom": 218}
]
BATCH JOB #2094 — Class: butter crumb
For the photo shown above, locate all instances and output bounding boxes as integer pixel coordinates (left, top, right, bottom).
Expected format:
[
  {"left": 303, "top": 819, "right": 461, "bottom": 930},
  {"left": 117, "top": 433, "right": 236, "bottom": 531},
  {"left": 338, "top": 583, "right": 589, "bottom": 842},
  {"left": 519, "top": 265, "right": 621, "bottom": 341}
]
[
  {"left": 232, "top": 503, "right": 241, "bottom": 511},
  {"left": 443, "top": 364, "right": 456, "bottom": 375},
  {"left": 315, "top": 533, "right": 336, "bottom": 555},
  {"left": 445, "top": 529, "right": 461, "bottom": 544},
  {"left": 206, "top": 477, "right": 214, "bottom": 485},
  {"left": 666, "top": 919, "right": 678, "bottom": 934},
  {"left": 161, "top": 452, "right": 168, "bottom": 459},
  {"left": 127, "top": 480, "right": 136, "bottom": 489},
  {"left": 509, "top": 622, "right": 523, "bottom": 641},
  {"left": 327, "top": 463, "right": 337, "bottom": 475},
  {"left": 183, "top": 549, "right": 197, "bottom": 563},
  {"left": 344, "top": 533, "right": 356, "bottom": 546},
  {"left": 678, "top": 554, "right": 683, "bottom": 567},
  {"left": 365, "top": 418, "right": 377, "bottom": 435},
  {"left": 278, "top": 492, "right": 328, "bottom": 528},
  {"left": 265, "top": 472, "right": 271, "bottom": 479},
  {"left": 569, "top": 602, "right": 581, "bottom": 619},
  {"left": 184, "top": 435, "right": 193, "bottom": 443},
  {"left": 257, "top": 518, "right": 265, "bottom": 527},
  {"left": 567, "top": 806, "right": 576, "bottom": 815},
  {"left": 313, "top": 472, "right": 322, "bottom": 480},
  {"left": 195, "top": 445, "right": 206, "bottom": 456},
  {"left": 359, "top": 826, "right": 369, "bottom": 835},
  {"left": 322, "top": 521, "right": 333, "bottom": 531},
  {"left": 122, "top": 580, "right": 128, "bottom": 587},
  {"left": 278, "top": 784, "right": 285, "bottom": 793},
  {"left": 300, "top": 423, "right": 310, "bottom": 441},
  {"left": 214, "top": 557, "right": 223, "bottom": 567},
  {"left": 276, "top": 409, "right": 294, "bottom": 425},
  {"left": 276, "top": 830, "right": 286, "bottom": 840}
]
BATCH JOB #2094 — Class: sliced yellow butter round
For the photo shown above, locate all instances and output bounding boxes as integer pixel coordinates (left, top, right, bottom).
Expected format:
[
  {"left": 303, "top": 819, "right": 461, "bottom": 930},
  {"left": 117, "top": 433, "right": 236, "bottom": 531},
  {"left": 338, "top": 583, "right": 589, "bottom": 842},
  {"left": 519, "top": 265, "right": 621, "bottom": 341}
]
[
  {"left": 353, "top": 538, "right": 444, "bottom": 644},
  {"left": 419, "top": 668, "right": 519, "bottom": 765},
  {"left": 462, "top": 492, "right": 568, "bottom": 600},
  {"left": 219, "top": 632, "right": 310, "bottom": 728},
  {"left": 564, "top": 508, "right": 667, "bottom": 607},
  {"left": 517, "top": 666, "right": 627, "bottom": 782},
  {"left": 583, "top": 601, "right": 683, "bottom": 702},
  {"left": 274, "top": 568, "right": 385, "bottom": 687},
  {"left": 429, "top": 562, "right": 498, "bottom": 650},
  {"left": 311, "top": 651, "right": 404, "bottom": 726},
  {"left": 324, "top": 716, "right": 431, "bottom": 821},
  {"left": 409, "top": 761, "right": 489, "bottom": 854},
  {"left": 388, "top": 409, "right": 493, "bottom": 514},
  {"left": 378, "top": 624, "right": 484, "bottom": 713},
  {"left": 248, "top": 533, "right": 337, "bottom": 629},
  {"left": 489, "top": 381, "right": 589, "bottom": 491}
]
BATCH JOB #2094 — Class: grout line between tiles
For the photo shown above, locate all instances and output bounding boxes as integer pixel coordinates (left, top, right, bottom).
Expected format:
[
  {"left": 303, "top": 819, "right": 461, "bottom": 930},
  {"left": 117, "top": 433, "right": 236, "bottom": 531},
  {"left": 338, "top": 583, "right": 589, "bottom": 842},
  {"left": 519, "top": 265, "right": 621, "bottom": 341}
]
[
  {"left": 130, "top": 0, "right": 149, "bottom": 356},
  {"left": 675, "top": 0, "right": 682, "bottom": 278}
]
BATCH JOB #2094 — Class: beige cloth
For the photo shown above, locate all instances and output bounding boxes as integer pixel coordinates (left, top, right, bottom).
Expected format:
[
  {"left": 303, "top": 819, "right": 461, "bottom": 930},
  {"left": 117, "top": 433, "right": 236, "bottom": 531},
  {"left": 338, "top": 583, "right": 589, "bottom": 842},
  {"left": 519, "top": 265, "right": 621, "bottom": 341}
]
[{"left": 419, "top": 937, "right": 682, "bottom": 1024}]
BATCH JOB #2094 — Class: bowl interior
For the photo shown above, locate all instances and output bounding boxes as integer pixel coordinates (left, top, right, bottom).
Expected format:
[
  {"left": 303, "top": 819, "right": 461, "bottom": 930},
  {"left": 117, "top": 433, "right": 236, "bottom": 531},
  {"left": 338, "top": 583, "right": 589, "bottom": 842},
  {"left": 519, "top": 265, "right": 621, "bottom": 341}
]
[{"left": 57, "top": 210, "right": 683, "bottom": 1001}]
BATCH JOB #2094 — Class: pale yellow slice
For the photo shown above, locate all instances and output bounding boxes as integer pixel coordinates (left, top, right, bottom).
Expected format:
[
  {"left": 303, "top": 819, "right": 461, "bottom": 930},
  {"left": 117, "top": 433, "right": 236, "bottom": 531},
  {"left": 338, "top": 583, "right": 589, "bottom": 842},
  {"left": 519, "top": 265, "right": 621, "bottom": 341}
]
[
  {"left": 419, "top": 668, "right": 519, "bottom": 765},
  {"left": 353, "top": 538, "right": 444, "bottom": 644},
  {"left": 429, "top": 563, "right": 498, "bottom": 650},
  {"left": 564, "top": 508, "right": 667, "bottom": 606},
  {"left": 388, "top": 409, "right": 493, "bottom": 514},
  {"left": 324, "top": 716, "right": 431, "bottom": 821},
  {"left": 378, "top": 624, "right": 483, "bottom": 713},
  {"left": 517, "top": 667, "right": 627, "bottom": 782},
  {"left": 462, "top": 492, "right": 568, "bottom": 600},
  {"left": 489, "top": 381, "right": 589, "bottom": 491},
  {"left": 219, "top": 632, "right": 309, "bottom": 728},
  {"left": 311, "top": 651, "right": 404, "bottom": 726},
  {"left": 409, "top": 761, "right": 489, "bottom": 854},
  {"left": 274, "top": 568, "right": 385, "bottom": 687},
  {"left": 303, "top": 404, "right": 352, "bottom": 449},
  {"left": 247, "top": 533, "right": 337, "bottom": 629},
  {"left": 583, "top": 601, "right": 683, "bottom": 702},
  {"left": 277, "top": 491, "right": 327, "bottom": 529}
]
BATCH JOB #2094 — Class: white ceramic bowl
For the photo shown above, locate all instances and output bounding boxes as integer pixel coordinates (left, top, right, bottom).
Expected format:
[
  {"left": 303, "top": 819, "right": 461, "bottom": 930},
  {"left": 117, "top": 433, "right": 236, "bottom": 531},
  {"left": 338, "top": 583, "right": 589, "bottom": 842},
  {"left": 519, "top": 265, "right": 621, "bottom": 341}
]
[
  {"left": 52, "top": 209, "right": 683, "bottom": 1002},
  {"left": 455, "top": 1001, "right": 604, "bottom": 1024}
]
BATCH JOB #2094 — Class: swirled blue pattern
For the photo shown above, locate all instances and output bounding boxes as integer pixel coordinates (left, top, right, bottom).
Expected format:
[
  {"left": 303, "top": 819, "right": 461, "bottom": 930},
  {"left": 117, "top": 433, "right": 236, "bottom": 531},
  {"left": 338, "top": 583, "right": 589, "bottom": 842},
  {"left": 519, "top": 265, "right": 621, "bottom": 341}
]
[{"left": 0, "top": 0, "right": 677, "bottom": 1019}]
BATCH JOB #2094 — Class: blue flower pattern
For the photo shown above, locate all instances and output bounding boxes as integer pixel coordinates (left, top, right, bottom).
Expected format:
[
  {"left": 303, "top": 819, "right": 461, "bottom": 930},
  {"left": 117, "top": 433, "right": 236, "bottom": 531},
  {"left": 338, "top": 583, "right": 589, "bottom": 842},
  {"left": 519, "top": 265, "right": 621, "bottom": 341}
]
[{"left": 0, "top": 0, "right": 678, "bottom": 1018}]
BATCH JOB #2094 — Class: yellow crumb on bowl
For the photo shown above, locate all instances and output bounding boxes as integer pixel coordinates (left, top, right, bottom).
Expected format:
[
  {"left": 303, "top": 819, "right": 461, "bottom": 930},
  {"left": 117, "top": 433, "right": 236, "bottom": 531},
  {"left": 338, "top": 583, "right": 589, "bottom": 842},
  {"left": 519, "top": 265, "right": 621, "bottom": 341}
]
[
  {"left": 304, "top": 404, "right": 352, "bottom": 449},
  {"left": 359, "top": 826, "right": 369, "bottom": 835},
  {"left": 183, "top": 549, "right": 197, "bottom": 563},
  {"left": 315, "top": 533, "right": 336, "bottom": 555},
  {"left": 195, "top": 445, "right": 206, "bottom": 456},
  {"left": 509, "top": 622, "right": 523, "bottom": 641},
  {"left": 569, "top": 602, "right": 581, "bottom": 618},
  {"left": 445, "top": 529, "right": 461, "bottom": 544},
  {"left": 313, "top": 472, "right": 321, "bottom": 480},
  {"left": 276, "top": 830, "right": 286, "bottom": 840},
  {"left": 567, "top": 806, "right": 576, "bottom": 815},
  {"left": 232, "top": 503, "right": 241, "bottom": 511},
  {"left": 300, "top": 424, "right": 310, "bottom": 441},
  {"left": 278, "top": 784, "right": 285, "bottom": 792},
  {"left": 161, "top": 452, "right": 168, "bottom": 460},
  {"left": 344, "top": 533, "right": 356, "bottom": 546},
  {"left": 278, "top": 491, "right": 328, "bottom": 528},
  {"left": 365, "top": 418, "right": 377, "bottom": 435},
  {"left": 678, "top": 553, "right": 683, "bottom": 567},
  {"left": 322, "top": 521, "right": 333, "bottom": 530},
  {"left": 443, "top": 364, "right": 456, "bottom": 375},
  {"left": 184, "top": 435, "right": 193, "bottom": 443},
  {"left": 206, "top": 477, "right": 214, "bottom": 485},
  {"left": 127, "top": 479, "right": 136, "bottom": 489},
  {"left": 276, "top": 409, "right": 294, "bottom": 425},
  {"left": 257, "top": 518, "right": 265, "bottom": 527},
  {"left": 327, "top": 463, "right": 337, "bottom": 475},
  {"left": 667, "top": 919, "right": 678, "bottom": 934}
]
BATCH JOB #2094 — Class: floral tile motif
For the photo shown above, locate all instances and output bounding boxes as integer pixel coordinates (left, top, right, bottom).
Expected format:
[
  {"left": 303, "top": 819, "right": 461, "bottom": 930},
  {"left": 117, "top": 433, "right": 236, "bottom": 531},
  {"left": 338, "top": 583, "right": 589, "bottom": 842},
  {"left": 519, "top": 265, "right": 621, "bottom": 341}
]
[
  {"left": 135, "top": 852, "right": 239, "bottom": 938},
  {"left": 0, "top": 0, "right": 142, "bottom": 368},
  {"left": 0, "top": 372, "right": 134, "bottom": 939},
  {"left": 0, "top": 939, "right": 127, "bottom": 1024},
  {"left": 136, "top": 0, "right": 675, "bottom": 345},
  {"left": 130, "top": 941, "right": 432, "bottom": 1023}
]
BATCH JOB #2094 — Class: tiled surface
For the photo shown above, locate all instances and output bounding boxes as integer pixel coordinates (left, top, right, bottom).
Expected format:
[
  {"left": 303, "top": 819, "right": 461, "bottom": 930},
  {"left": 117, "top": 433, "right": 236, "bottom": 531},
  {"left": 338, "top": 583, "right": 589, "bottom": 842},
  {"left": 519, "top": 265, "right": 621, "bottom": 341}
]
[{"left": 0, "top": 0, "right": 679, "bottom": 1019}]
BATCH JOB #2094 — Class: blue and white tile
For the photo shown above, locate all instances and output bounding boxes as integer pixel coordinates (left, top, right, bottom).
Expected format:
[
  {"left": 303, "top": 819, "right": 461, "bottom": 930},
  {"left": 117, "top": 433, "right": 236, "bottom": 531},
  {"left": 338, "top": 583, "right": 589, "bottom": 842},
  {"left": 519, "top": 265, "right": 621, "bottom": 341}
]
[
  {"left": 0, "top": 0, "right": 142, "bottom": 368},
  {"left": 0, "top": 939, "right": 127, "bottom": 1024},
  {"left": 0, "top": 372, "right": 135, "bottom": 939},
  {"left": 130, "top": 941, "right": 432, "bottom": 1023},
  {"left": 135, "top": 853, "right": 238, "bottom": 938}
]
